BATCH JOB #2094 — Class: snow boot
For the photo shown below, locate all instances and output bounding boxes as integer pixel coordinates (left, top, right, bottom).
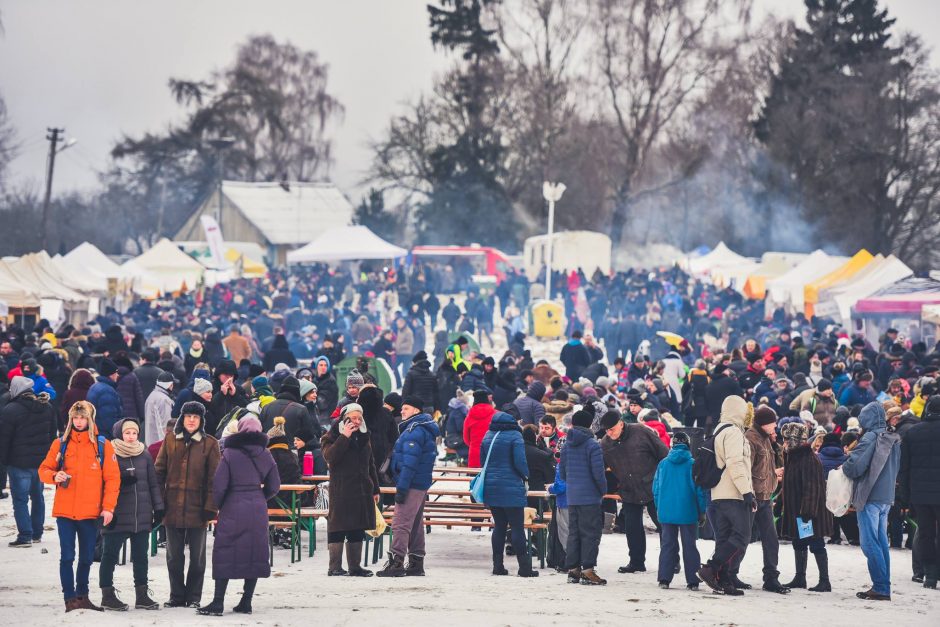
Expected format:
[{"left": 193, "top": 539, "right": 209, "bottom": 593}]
[
  {"left": 73, "top": 596, "right": 104, "bottom": 611},
  {"left": 580, "top": 569, "right": 607, "bottom": 585},
  {"left": 232, "top": 579, "right": 256, "bottom": 614},
  {"left": 762, "top": 579, "right": 791, "bottom": 594},
  {"left": 100, "top": 586, "right": 128, "bottom": 611},
  {"left": 567, "top": 568, "right": 581, "bottom": 583},
  {"left": 808, "top": 551, "right": 831, "bottom": 592},
  {"left": 406, "top": 554, "right": 426, "bottom": 576},
  {"left": 784, "top": 549, "right": 808, "bottom": 589},
  {"left": 346, "top": 542, "right": 373, "bottom": 577},
  {"left": 328, "top": 542, "right": 348, "bottom": 576},
  {"left": 135, "top": 585, "right": 159, "bottom": 610},
  {"left": 731, "top": 575, "right": 752, "bottom": 590},
  {"left": 376, "top": 552, "right": 407, "bottom": 577}
]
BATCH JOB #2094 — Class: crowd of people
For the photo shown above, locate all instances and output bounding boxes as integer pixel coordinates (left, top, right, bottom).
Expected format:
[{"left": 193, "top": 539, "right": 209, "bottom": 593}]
[{"left": 0, "top": 259, "right": 938, "bottom": 615}]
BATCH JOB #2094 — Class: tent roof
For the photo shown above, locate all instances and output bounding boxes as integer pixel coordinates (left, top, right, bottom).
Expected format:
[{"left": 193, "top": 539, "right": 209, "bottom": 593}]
[
  {"left": 222, "top": 181, "right": 355, "bottom": 246},
  {"left": 0, "top": 263, "right": 41, "bottom": 307},
  {"left": 805, "top": 249, "right": 875, "bottom": 307},
  {"left": 286, "top": 225, "right": 408, "bottom": 264},
  {"left": 51, "top": 255, "right": 108, "bottom": 294},
  {"left": 3, "top": 253, "right": 88, "bottom": 304},
  {"left": 64, "top": 242, "right": 124, "bottom": 278},
  {"left": 132, "top": 239, "right": 205, "bottom": 271},
  {"left": 766, "top": 250, "right": 848, "bottom": 308},
  {"left": 224, "top": 248, "right": 267, "bottom": 276},
  {"left": 854, "top": 277, "right": 940, "bottom": 314},
  {"left": 683, "top": 242, "right": 752, "bottom": 275}
]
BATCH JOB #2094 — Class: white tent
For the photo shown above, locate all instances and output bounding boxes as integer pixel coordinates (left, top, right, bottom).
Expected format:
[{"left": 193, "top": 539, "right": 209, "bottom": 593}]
[
  {"left": 124, "top": 239, "right": 204, "bottom": 297},
  {"left": 682, "top": 242, "right": 753, "bottom": 276},
  {"left": 766, "top": 250, "right": 848, "bottom": 311},
  {"left": 0, "top": 264, "right": 41, "bottom": 308},
  {"left": 286, "top": 225, "right": 408, "bottom": 264},
  {"left": 814, "top": 255, "right": 913, "bottom": 322},
  {"left": 64, "top": 242, "right": 126, "bottom": 279}
]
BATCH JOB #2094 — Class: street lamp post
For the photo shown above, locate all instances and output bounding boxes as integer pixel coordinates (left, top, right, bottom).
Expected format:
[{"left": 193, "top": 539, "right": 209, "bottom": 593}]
[
  {"left": 542, "top": 181, "right": 566, "bottom": 301},
  {"left": 207, "top": 137, "right": 235, "bottom": 232}
]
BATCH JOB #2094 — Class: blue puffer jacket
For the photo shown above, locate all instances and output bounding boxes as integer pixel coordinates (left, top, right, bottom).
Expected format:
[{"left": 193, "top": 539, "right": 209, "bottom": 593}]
[
  {"left": 480, "top": 412, "right": 528, "bottom": 507},
  {"left": 652, "top": 444, "right": 707, "bottom": 525},
  {"left": 817, "top": 445, "right": 847, "bottom": 478},
  {"left": 513, "top": 381, "right": 546, "bottom": 427},
  {"left": 86, "top": 376, "right": 124, "bottom": 438},
  {"left": 843, "top": 402, "right": 901, "bottom": 506},
  {"left": 559, "top": 426, "right": 606, "bottom": 506},
  {"left": 392, "top": 413, "right": 440, "bottom": 493},
  {"left": 548, "top": 463, "right": 567, "bottom": 509}
]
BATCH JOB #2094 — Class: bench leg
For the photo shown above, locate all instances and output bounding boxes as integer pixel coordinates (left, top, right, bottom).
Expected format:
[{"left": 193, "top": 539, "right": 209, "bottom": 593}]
[{"left": 269, "top": 528, "right": 275, "bottom": 567}]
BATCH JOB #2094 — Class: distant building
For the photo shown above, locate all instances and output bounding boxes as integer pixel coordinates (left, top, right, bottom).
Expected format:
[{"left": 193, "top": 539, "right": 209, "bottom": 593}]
[{"left": 174, "top": 181, "right": 355, "bottom": 265}]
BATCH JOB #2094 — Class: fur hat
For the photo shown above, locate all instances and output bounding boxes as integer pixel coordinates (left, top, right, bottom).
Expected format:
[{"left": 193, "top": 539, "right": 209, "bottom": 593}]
[
  {"left": 180, "top": 400, "right": 206, "bottom": 419},
  {"left": 267, "top": 415, "right": 287, "bottom": 438},
  {"left": 781, "top": 422, "right": 808, "bottom": 446},
  {"left": 193, "top": 378, "right": 213, "bottom": 396},
  {"left": 62, "top": 401, "right": 98, "bottom": 450}
]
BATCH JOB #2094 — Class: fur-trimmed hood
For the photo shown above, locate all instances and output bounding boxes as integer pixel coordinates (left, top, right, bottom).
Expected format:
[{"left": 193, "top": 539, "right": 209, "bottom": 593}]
[{"left": 223, "top": 430, "right": 269, "bottom": 450}]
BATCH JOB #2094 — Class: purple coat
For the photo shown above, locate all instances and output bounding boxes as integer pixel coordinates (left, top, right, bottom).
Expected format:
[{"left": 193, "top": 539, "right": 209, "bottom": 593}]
[
  {"left": 116, "top": 368, "right": 145, "bottom": 420},
  {"left": 211, "top": 431, "right": 280, "bottom": 580}
]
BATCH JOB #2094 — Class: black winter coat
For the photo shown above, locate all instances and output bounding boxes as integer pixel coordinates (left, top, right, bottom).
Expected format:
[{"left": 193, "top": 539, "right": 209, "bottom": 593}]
[
  {"left": 436, "top": 364, "right": 461, "bottom": 407},
  {"left": 600, "top": 424, "right": 668, "bottom": 504},
  {"left": 116, "top": 369, "right": 146, "bottom": 421},
  {"left": 315, "top": 372, "right": 339, "bottom": 419},
  {"left": 260, "top": 392, "right": 317, "bottom": 451},
  {"left": 134, "top": 363, "right": 164, "bottom": 401},
  {"left": 899, "top": 413, "right": 940, "bottom": 506},
  {"left": 108, "top": 448, "right": 164, "bottom": 534},
  {"left": 358, "top": 386, "right": 398, "bottom": 471},
  {"left": 0, "top": 393, "right": 58, "bottom": 468},
  {"left": 209, "top": 385, "right": 249, "bottom": 435},
  {"left": 705, "top": 371, "right": 743, "bottom": 424},
  {"left": 321, "top": 422, "right": 380, "bottom": 532},
  {"left": 524, "top": 442, "right": 555, "bottom": 494},
  {"left": 402, "top": 360, "right": 438, "bottom": 412}
]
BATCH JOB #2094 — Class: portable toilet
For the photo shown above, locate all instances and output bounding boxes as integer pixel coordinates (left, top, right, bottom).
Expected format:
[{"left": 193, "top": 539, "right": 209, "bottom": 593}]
[{"left": 531, "top": 300, "right": 564, "bottom": 339}]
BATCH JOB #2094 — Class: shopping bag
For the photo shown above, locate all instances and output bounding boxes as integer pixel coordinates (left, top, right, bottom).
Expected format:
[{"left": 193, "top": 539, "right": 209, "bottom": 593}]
[
  {"left": 366, "top": 505, "right": 387, "bottom": 538},
  {"left": 796, "top": 517, "right": 814, "bottom": 539},
  {"left": 469, "top": 432, "right": 500, "bottom": 503},
  {"left": 826, "top": 467, "right": 853, "bottom": 517}
]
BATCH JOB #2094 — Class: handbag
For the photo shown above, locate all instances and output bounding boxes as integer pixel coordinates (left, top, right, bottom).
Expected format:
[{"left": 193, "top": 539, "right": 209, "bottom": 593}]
[
  {"left": 366, "top": 504, "right": 387, "bottom": 538},
  {"left": 469, "top": 432, "right": 500, "bottom": 503}
]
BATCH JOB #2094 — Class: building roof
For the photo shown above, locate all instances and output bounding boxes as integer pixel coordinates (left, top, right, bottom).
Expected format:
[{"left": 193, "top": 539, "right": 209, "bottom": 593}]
[{"left": 221, "top": 181, "right": 354, "bottom": 246}]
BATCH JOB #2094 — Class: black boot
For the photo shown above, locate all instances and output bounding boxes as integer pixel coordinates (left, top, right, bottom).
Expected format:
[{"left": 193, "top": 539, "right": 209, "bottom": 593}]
[
  {"left": 406, "top": 554, "right": 426, "bottom": 576},
  {"left": 100, "top": 586, "right": 128, "bottom": 611},
  {"left": 808, "top": 551, "right": 831, "bottom": 592},
  {"left": 327, "top": 543, "right": 348, "bottom": 576},
  {"left": 731, "top": 575, "right": 752, "bottom": 590},
  {"left": 134, "top": 585, "right": 160, "bottom": 610},
  {"left": 762, "top": 579, "right": 791, "bottom": 594},
  {"left": 492, "top": 555, "right": 509, "bottom": 576},
  {"left": 784, "top": 549, "right": 808, "bottom": 589},
  {"left": 376, "top": 552, "right": 407, "bottom": 577},
  {"left": 232, "top": 579, "right": 256, "bottom": 614},
  {"left": 196, "top": 579, "right": 227, "bottom": 616},
  {"left": 346, "top": 542, "right": 373, "bottom": 577}
]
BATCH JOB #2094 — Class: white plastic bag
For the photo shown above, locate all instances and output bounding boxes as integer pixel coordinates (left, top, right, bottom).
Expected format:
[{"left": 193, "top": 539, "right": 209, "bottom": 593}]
[{"left": 826, "top": 467, "right": 853, "bottom": 517}]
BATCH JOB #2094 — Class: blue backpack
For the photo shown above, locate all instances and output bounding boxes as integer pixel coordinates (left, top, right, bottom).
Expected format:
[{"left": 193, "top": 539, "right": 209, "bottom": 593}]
[{"left": 57, "top": 435, "right": 107, "bottom": 471}]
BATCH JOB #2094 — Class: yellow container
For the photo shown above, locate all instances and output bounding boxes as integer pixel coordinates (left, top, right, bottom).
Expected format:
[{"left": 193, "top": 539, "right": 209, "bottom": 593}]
[{"left": 531, "top": 300, "right": 564, "bottom": 338}]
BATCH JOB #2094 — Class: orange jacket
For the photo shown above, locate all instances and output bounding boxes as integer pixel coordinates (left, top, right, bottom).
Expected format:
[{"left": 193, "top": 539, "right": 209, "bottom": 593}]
[{"left": 39, "top": 427, "right": 120, "bottom": 520}]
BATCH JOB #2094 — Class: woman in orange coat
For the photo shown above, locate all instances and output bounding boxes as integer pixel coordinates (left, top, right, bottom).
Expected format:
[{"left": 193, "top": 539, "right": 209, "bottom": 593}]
[{"left": 39, "top": 401, "right": 121, "bottom": 612}]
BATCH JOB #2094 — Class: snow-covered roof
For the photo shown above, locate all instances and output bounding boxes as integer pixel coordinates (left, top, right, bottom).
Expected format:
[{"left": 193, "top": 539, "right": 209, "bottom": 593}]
[{"left": 222, "top": 181, "right": 354, "bottom": 246}]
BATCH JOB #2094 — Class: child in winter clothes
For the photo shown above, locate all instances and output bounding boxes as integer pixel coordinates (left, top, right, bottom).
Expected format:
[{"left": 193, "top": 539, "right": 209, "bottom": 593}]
[
  {"left": 38, "top": 401, "right": 121, "bottom": 612},
  {"left": 639, "top": 408, "right": 671, "bottom": 447},
  {"left": 652, "top": 431, "right": 706, "bottom": 590},
  {"left": 547, "top": 463, "right": 569, "bottom": 572}
]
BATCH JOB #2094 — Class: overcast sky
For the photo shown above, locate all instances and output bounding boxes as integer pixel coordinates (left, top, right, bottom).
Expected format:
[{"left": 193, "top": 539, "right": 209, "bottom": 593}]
[{"left": 1, "top": 0, "right": 937, "bottom": 202}]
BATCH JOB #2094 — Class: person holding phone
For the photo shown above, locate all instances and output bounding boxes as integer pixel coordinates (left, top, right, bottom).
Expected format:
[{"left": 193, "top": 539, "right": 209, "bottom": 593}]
[
  {"left": 320, "top": 403, "right": 381, "bottom": 577},
  {"left": 38, "top": 401, "right": 121, "bottom": 613}
]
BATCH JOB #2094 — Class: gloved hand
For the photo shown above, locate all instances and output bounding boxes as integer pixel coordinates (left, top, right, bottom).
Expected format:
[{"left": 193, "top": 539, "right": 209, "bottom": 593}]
[
  {"left": 743, "top": 493, "right": 757, "bottom": 512},
  {"left": 121, "top": 472, "right": 137, "bottom": 486},
  {"left": 395, "top": 490, "right": 407, "bottom": 504},
  {"left": 152, "top": 509, "right": 164, "bottom": 530},
  {"left": 203, "top": 509, "right": 217, "bottom": 523},
  {"left": 698, "top": 514, "right": 707, "bottom": 525}
]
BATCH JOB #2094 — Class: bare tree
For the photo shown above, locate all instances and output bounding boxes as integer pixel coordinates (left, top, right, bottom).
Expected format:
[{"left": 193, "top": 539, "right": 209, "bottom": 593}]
[{"left": 594, "top": 0, "right": 751, "bottom": 249}]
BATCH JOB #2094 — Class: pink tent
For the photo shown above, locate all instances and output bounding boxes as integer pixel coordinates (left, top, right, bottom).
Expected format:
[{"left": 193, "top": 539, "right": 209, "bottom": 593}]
[{"left": 853, "top": 278, "right": 940, "bottom": 314}]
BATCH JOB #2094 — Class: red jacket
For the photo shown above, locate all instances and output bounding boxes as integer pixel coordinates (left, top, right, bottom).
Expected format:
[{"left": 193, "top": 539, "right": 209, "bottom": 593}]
[
  {"left": 462, "top": 404, "right": 496, "bottom": 468},
  {"left": 644, "top": 420, "right": 671, "bottom": 448}
]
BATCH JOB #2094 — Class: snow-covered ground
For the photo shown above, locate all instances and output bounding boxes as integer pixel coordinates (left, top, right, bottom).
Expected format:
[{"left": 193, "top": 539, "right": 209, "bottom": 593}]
[{"left": 1, "top": 495, "right": 937, "bottom": 626}]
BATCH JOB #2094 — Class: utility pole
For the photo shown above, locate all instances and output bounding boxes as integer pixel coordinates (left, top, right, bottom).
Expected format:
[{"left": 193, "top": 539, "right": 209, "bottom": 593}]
[
  {"left": 207, "top": 137, "right": 235, "bottom": 234},
  {"left": 41, "top": 127, "right": 64, "bottom": 251}
]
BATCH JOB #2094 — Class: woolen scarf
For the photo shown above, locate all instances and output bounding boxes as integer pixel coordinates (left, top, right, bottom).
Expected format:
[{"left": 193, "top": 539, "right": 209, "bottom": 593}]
[{"left": 112, "top": 438, "right": 145, "bottom": 458}]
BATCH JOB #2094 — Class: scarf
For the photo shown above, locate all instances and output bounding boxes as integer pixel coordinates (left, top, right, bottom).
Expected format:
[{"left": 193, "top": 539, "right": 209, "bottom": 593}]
[
  {"left": 112, "top": 438, "right": 145, "bottom": 458},
  {"left": 190, "top": 346, "right": 204, "bottom": 359}
]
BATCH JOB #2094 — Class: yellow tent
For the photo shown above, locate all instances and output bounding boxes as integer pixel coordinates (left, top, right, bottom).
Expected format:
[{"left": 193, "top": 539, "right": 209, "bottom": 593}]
[
  {"left": 804, "top": 249, "right": 874, "bottom": 317},
  {"left": 225, "top": 248, "right": 267, "bottom": 277},
  {"left": 743, "top": 275, "right": 767, "bottom": 300}
]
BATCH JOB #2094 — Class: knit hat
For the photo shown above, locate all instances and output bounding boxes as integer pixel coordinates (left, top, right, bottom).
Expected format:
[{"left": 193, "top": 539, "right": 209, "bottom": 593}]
[
  {"left": 846, "top": 417, "right": 861, "bottom": 432},
  {"left": 21, "top": 358, "right": 39, "bottom": 376},
  {"left": 156, "top": 371, "right": 174, "bottom": 390},
  {"left": 252, "top": 375, "right": 273, "bottom": 396},
  {"left": 599, "top": 410, "right": 621, "bottom": 430},
  {"left": 267, "top": 415, "right": 287, "bottom": 438},
  {"left": 280, "top": 375, "right": 301, "bottom": 399},
  {"left": 274, "top": 362, "right": 291, "bottom": 373},
  {"left": 595, "top": 376, "right": 612, "bottom": 389},
  {"left": 553, "top": 389, "right": 569, "bottom": 401},
  {"left": 238, "top": 415, "right": 262, "bottom": 433},
  {"left": 413, "top": 350, "right": 428, "bottom": 363},
  {"left": 346, "top": 369, "right": 365, "bottom": 387},
  {"left": 473, "top": 390, "right": 491, "bottom": 405},
  {"left": 340, "top": 402, "right": 364, "bottom": 418},
  {"left": 118, "top": 418, "right": 140, "bottom": 436},
  {"left": 402, "top": 396, "right": 424, "bottom": 411},
  {"left": 384, "top": 392, "right": 402, "bottom": 413},
  {"left": 572, "top": 409, "right": 595, "bottom": 429},
  {"left": 249, "top": 363, "right": 265, "bottom": 378},
  {"left": 180, "top": 400, "right": 206, "bottom": 418},
  {"left": 193, "top": 378, "right": 213, "bottom": 396},
  {"left": 299, "top": 379, "right": 317, "bottom": 399},
  {"left": 816, "top": 378, "right": 832, "bottom": 392},
  {"left": 98, "top": 358, "right": 118, "bottom": 378},
  {"left": 9, "top": 376, "right": 33, "bottom": 398},
  {"left": 582, "top": 386, "right": 597, "bottom": 398},
  {"left": 672, "top": 430, "right": 691, "bottom": 447},
  {"left": 754, "top": 405, "right": 778, "bottom": 427}
]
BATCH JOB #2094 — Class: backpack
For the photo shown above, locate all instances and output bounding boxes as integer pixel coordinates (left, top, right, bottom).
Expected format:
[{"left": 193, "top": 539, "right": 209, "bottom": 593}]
[
  {"left": 58, "top": 434, "right": 107, "bottom": 471},
  {"left": 692, "top": 423, "right": 733, "bottom": 489}
]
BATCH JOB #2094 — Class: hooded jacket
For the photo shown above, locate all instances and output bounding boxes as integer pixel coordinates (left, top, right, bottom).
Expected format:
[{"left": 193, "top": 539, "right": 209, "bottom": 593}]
[
  {"left": 443, "top": 397, "right": 469, "bottom": 458},
  {"left": 480, "top": 412, "right": 529, "bottom": 508},
  {"left": 842, "top": 402, "right": 901, "bottom": 509},
  {"left": 463, "top": 402, "right": 496, "bottom": 467},
  {"left": 144, "top": 380, "right": 174, "bottom": 445},
  {"left": 745, "top": 426, "right": 779, "bottom": 501},
  {"left": 391, "top": 412, "right": 440, "bottom": 492},
  {"left": 313, "top": 356, "right": 339, "bottom": 417},
  {"left": 653, "top": 444, "right": 707, "bottom": 525},
  {"left": 154, "top": 410, "right": 221, "bottom": 528},
  {"left": 116, "top": 367, "right": 145, "bottom": 421},
  {"left": 513, "top": 381, "right": 546, "bottom": 427},
  {"left": 559, "top": 425, "right": 607, "bottom": 506},
  {"left": 0, "top": 388, "right": 58, "bottom": 468},
  {"left": 39, "top": 405, "right": 121, "bottom": 520},
  {"left": 711, "top": 396, "right": 753, "bottom": 501}
]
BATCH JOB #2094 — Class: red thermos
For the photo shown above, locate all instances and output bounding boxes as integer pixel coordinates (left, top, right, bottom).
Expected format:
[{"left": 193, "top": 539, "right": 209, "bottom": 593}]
[{"left": 303, "top": 451, "right": 313, "bottom": 475}]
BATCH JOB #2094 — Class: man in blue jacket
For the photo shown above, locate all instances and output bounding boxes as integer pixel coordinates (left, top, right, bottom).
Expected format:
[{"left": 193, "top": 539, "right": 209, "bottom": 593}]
[
  {"left": 86, "top": 358, "right": 124, "bottom": 439},
  {"left": 842, "top": 402, "right": 901, "bottom": 601},
  {"left": 379, "top": 396, "right": 440, "bottom": 578},
  {"left": 560, "top": 409, "right": 607, "bottom": 585}
]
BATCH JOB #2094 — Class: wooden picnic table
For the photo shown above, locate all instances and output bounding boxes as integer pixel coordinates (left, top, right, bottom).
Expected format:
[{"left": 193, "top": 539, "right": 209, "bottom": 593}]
[
  {"left": 433, "top": 466, "right": 480, "bottom": 475},
  {"left": 273, "top": 484, "right": 318, "bottom": 563}
]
